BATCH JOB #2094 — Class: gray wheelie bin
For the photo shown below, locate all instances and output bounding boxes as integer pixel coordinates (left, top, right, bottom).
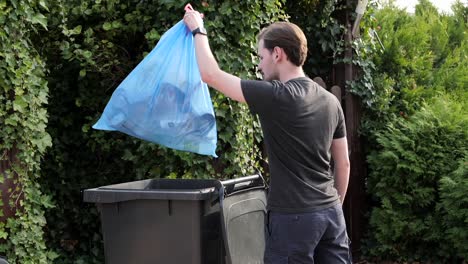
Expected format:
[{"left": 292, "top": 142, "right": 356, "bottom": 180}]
[{"left": 83, "top": 175, "right": 267, "bottom": 264}]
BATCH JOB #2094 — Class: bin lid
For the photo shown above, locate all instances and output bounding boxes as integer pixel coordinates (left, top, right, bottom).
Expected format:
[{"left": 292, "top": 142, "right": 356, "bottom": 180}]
[
  {"left": 221, "top": 189, "right": 267, "bottom": 264},
  {"left": 213, "top": 175, "right": 268, "bottom": 264},
  {"left": 83, "top": 178, "right": 219, "bottom": 203}
]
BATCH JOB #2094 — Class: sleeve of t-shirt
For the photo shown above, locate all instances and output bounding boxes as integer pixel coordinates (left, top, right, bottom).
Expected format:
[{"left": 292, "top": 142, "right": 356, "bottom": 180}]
[
  {"left": 333, "top": 104, "right": 347, "bottom": 139},
  {"left": 241, "top": 80, "right": 277, "bottom": 115}
]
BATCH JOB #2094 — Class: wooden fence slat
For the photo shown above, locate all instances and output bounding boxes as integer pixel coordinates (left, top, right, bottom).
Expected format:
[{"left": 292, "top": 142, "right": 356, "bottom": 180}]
[
  {"left": 331, "top": 85, "right": 342, "bottom": 101},
  {"left": 313, "top": 77, "right": 327, "bottom": 89}
]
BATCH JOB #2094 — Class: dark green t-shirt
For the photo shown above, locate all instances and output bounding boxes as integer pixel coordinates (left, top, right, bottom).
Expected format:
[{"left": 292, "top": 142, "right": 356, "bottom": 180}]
[{"left": 241, "top": 77, "right": 346, "bottom": 213}]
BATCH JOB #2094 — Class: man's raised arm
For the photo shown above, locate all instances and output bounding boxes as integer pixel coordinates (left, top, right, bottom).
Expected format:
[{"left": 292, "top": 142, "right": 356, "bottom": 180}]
[{"left": 184, "top": 10, "right": 246, "bottom": 103}]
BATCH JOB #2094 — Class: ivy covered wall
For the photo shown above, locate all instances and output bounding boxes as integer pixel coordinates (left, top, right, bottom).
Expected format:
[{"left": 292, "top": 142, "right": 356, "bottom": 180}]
[
  {"left": 37, "top": 1, "right": 287, "bottom": 263},
  {"left": 0, "top": 0, "right": 56, "bottom": 263}
]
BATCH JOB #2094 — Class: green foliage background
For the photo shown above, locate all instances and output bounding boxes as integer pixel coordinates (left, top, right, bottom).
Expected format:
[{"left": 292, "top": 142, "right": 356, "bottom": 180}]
[{"left": 2, "top": 0, "right": 466, "bottom": 262}]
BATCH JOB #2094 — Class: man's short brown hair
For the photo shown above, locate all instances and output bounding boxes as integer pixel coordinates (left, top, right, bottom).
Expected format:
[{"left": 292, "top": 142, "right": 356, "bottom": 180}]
[{"left": 257, "top": 22, "right": 308, "bottom": 67}]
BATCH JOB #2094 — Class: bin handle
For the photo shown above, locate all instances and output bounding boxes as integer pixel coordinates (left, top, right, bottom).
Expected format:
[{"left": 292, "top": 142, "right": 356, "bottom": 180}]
[
  {"left": 212, "top": 174, "right": 267, "bottom": 205},
  {"left": 220, "top": 174, "right": 263, "bottom": 187},
  {"left": 219, "top": 174, "right": 267, "bottom": 198}
]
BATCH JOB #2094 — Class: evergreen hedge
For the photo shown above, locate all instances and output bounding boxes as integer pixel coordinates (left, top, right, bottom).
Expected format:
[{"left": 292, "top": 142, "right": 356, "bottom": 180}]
[
  {"left": 366, "top": 96, "right": 467, "bottom": 262},
  {"left": 355, "top": 1, "right": 467, "bottom": 262}
]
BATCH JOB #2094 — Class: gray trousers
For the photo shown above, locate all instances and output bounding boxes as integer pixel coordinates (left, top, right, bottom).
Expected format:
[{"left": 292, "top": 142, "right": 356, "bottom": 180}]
[{"left": 264, "top": 203, "right": 352, "bottom": 264}]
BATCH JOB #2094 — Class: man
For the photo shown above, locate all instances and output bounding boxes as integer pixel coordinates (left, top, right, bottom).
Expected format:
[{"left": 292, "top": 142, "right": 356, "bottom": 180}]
[{"left": 184, "top": 9, "right": 351, "bottom": 264}]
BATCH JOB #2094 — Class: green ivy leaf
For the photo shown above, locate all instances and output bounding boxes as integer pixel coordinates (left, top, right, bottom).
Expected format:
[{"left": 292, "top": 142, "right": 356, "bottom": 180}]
[
  {"left": 79, "top": 69, "right": 86, "bottom": 77},
  {"left": 70, "top": 25, "right": 82, "bottom": 35},
  {"left": 111, "top": 21, "right": 122, "bottom": 29},
  {"left": 5, "top": 116, "right": 18, "bottom": 126},
  {"left": 39, "top": 0, "right": 48, "bottom": 11},
  {"left": 145, "top": 28, "right": 160, "bottom": 41},
  {"left": 31, "top": 13, "right": 48, "bottom": 30},
  {"left": 13, "top": 96, "right": 28, "bottom": 113},
  {"left": 0, "top": 230, "right": 7, "bottom": 240},
  {"left": 82, "top": 124, "right": 90, "bottom": 133},
  {"left": 83, "top": 50, "right": 92, "bottom": 59},
  {"left": 102, "top": 22, "right": 112, "bottom": 31}
]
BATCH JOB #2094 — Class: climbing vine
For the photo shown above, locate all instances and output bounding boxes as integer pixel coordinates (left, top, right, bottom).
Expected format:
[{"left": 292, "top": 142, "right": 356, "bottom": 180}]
[{"left": 0, "top": 0, "right": 57, "bottom": 263}]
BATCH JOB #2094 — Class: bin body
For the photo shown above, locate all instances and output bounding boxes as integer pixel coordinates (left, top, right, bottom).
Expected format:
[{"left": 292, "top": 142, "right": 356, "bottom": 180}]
[
  {"left": 84, "top": 176, "right": 267, "bottom": 264},
  {"left": 100, "top": 199, "right": 208, "bottom": 264},
  {"left": 84, "top": 179, "right": 224, "bottom": 264}
]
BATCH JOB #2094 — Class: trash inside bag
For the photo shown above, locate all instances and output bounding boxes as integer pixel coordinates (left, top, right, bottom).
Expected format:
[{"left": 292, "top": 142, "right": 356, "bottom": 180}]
[{"left": 93, "top": 21, "right": 217, "bottom": 157}]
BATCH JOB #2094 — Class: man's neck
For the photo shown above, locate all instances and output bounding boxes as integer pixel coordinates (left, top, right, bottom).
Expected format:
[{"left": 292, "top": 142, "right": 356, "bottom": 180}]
[{"left": 279, "top": 66, "right": 306, "bottom": 83}]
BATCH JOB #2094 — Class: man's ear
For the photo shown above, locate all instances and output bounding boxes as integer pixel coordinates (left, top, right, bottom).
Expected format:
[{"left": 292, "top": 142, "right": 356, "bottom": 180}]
[{"left": 273, "top": 46, "right": 283, "bottom": 61}]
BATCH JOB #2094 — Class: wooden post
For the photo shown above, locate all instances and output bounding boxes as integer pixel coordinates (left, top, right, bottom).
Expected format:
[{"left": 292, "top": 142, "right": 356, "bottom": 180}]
[
  {"left": 343, "top": 12, "right": 367, "bottom": 261},
  {"left": 331, "top": 0, "right": 368, "bottom": 259}
]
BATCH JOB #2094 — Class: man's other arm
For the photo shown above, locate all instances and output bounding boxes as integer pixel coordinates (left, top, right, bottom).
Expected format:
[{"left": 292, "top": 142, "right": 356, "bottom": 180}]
[{"left": 331, "top": 137, "right": 350, "bottom": 203}]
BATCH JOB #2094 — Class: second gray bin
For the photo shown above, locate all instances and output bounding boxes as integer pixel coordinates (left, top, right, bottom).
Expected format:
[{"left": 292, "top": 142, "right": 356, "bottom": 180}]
[{"left": 83, "top": 175, "right": 267, "bottom": 264}]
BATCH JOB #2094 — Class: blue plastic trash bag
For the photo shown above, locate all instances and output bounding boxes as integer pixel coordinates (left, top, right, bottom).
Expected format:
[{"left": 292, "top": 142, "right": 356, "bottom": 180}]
[{"left": 93, "top": 21, "right": 217, "bottom": 157}]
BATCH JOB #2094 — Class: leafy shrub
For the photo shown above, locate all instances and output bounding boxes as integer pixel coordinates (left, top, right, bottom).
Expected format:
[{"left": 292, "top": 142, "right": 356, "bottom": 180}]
[
  {"left": 434, "top": 38, "right": 467, "bottom": 94},
  {"left": 354, "top": 0, "right": 466, "bottom": 139},
  {"left": 365, "top": 95, "right": 467, "bottom": 262},
  {"left": 438, "top": 152, "right": 468, "bottom": 260}
]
